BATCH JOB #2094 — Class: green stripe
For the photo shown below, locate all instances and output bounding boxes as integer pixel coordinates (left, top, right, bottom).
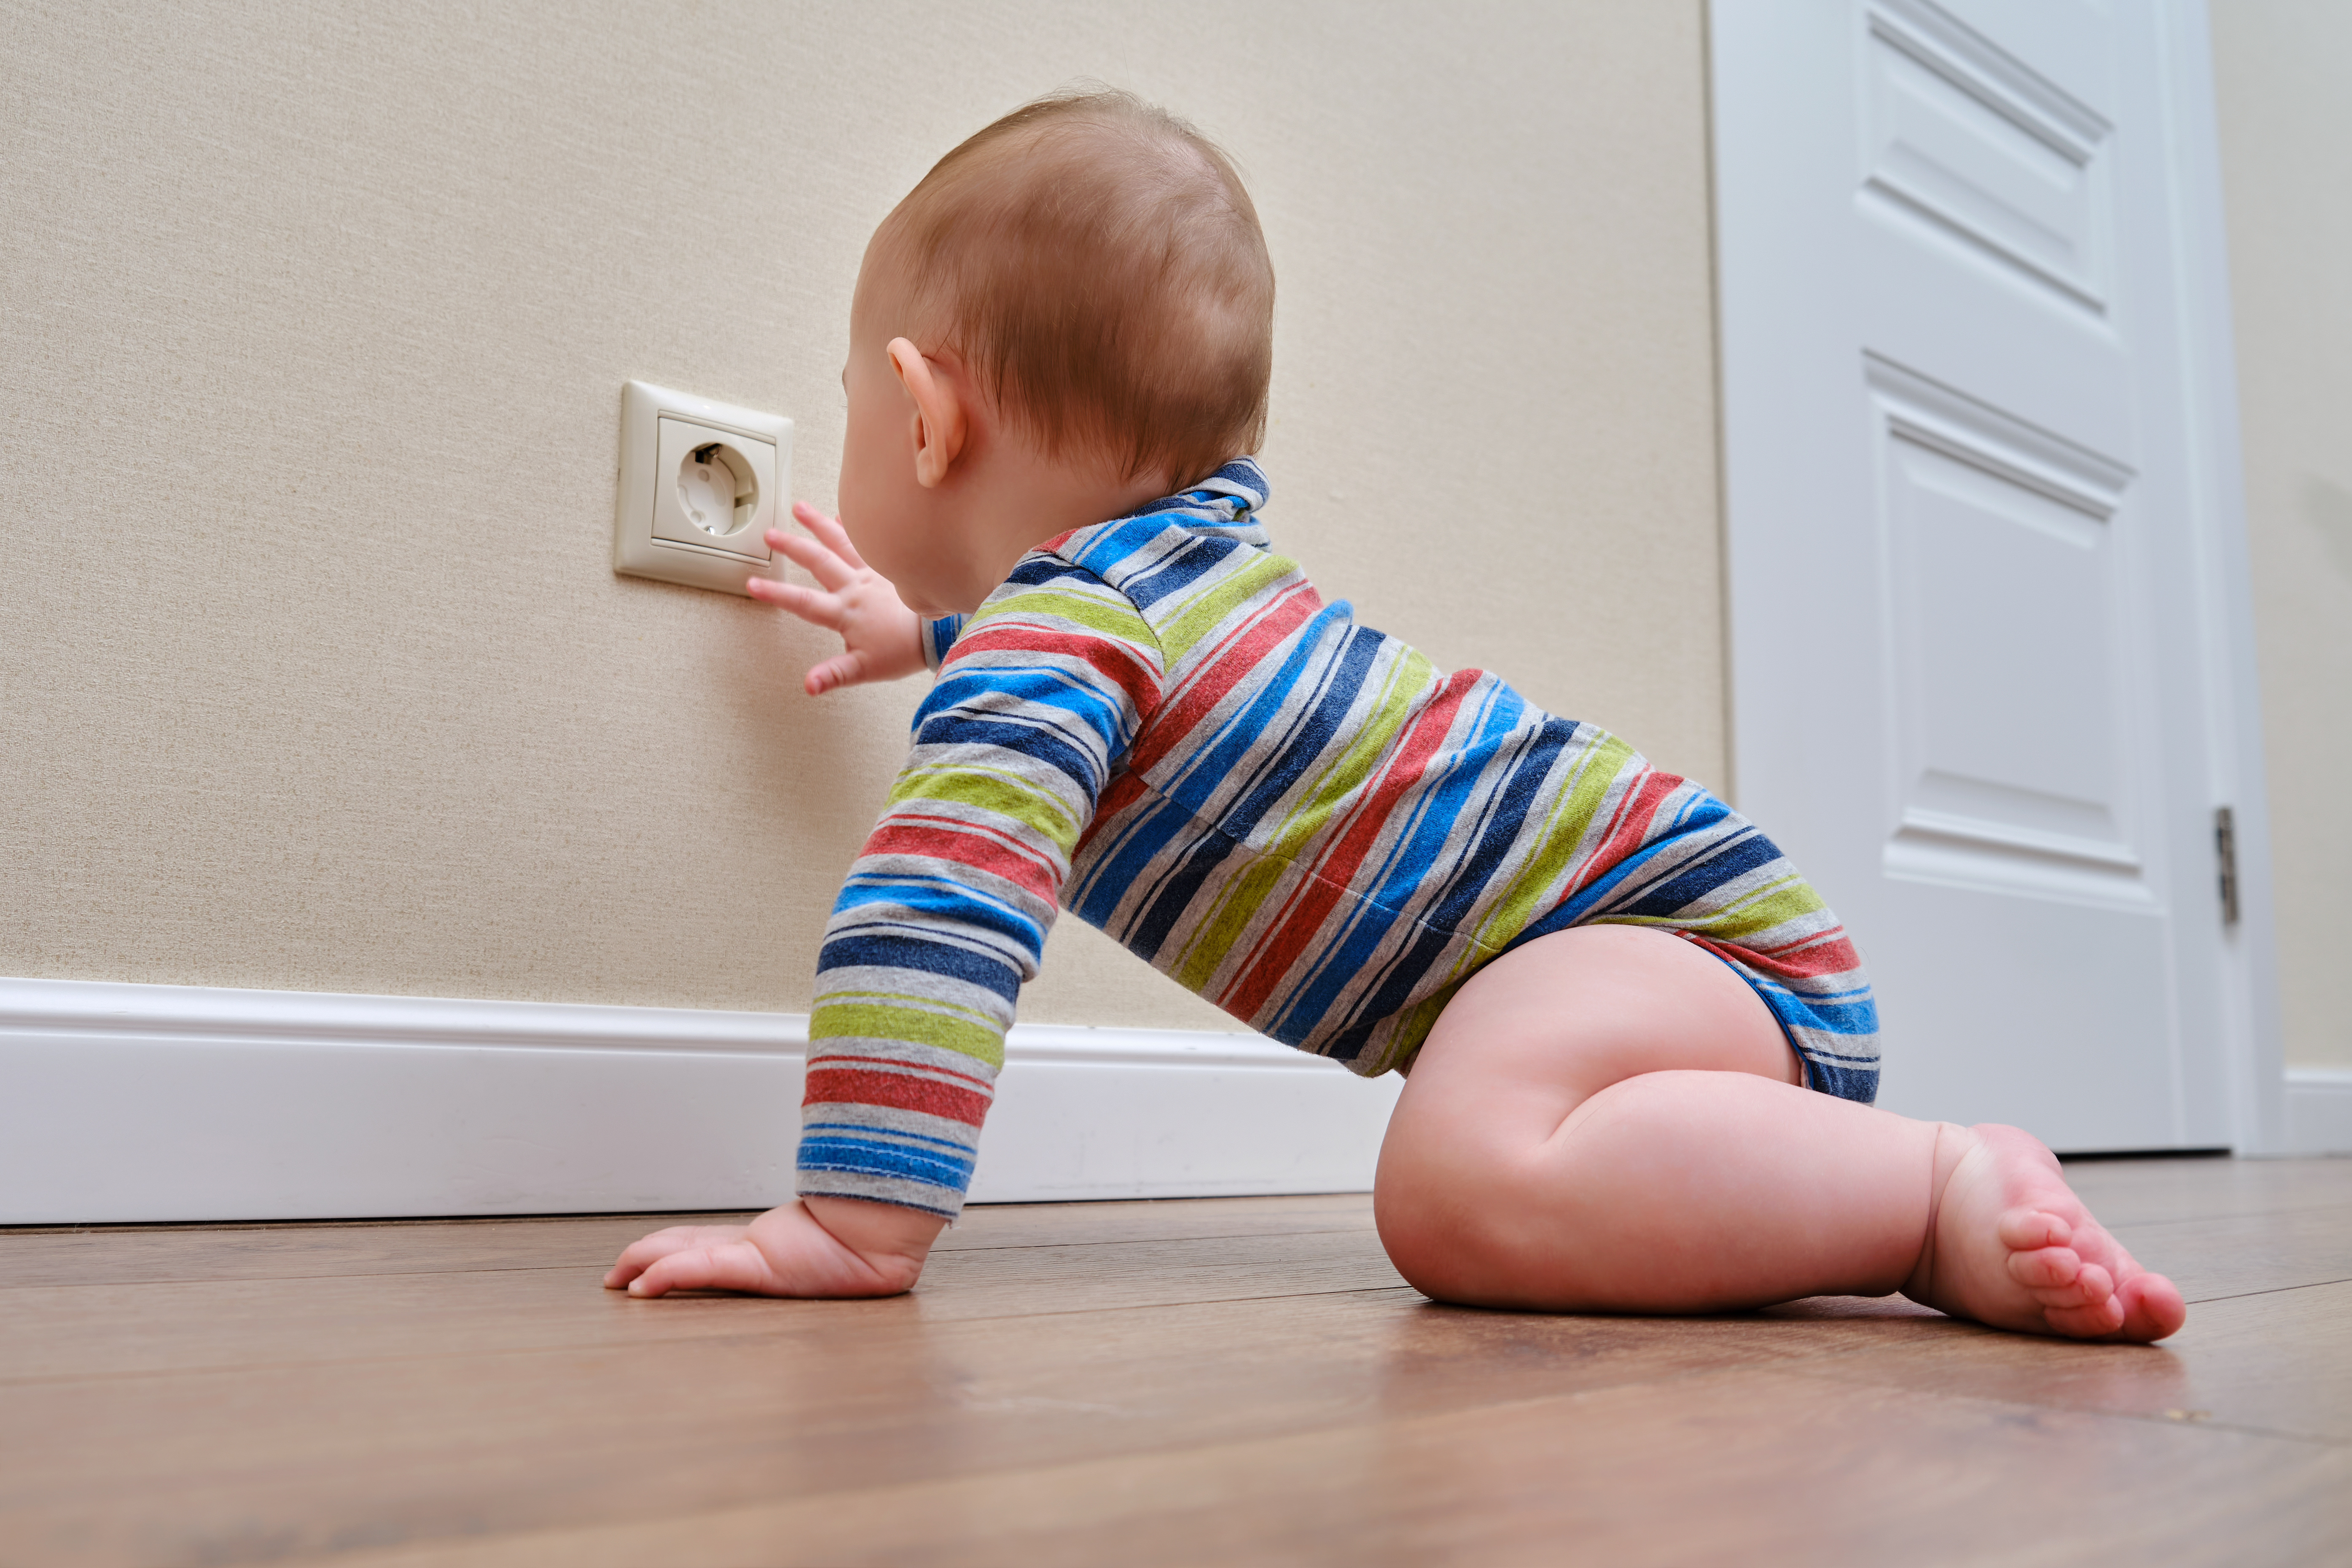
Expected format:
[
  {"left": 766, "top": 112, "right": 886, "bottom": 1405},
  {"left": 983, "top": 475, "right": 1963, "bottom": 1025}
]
[
  {"left": 1468, "top": 730, "right": 1639, "bottom": 957},
  {"left": 814, "top": 987, "right": 1003, "bottom": 1027},
  {"left": 810, "top": 1000, "right": 1006, "bottom": 1069},
  {"left": 1619, "top": 873, "right": 1822, "bottom": 941},
  {"left": 1172, "top": 851, "right": 1290, "bottom": 992},
  {"left": 1168, "top": 649, "right": 1436, "bottom": 987},
  {"left": 887, "top": 764, "right": 1082, "bottom": 852},
  {"left": 1156, "top": 553, "right": 1297, "bottom": 664},
  {"left": 974, "top": 589, "right": 1159, "bottom": 651}
]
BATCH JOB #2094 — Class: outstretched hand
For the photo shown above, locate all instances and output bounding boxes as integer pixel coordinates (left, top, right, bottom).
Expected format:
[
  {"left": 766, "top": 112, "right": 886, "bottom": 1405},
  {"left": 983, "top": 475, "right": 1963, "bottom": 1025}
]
[
  {"left": 751, "top": 502, "right": 927, "bottom": 695},
  {"left": 604, "top": 1196, "right": 946, "bottom": 1299}
]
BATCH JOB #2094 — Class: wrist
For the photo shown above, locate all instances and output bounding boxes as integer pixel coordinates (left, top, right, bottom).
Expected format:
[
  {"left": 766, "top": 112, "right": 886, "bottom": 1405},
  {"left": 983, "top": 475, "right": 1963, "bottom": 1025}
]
[
  {"left": 802, "top": 1194, "right": 945, "bottom": 1287},
  {"left": 903, "top": 608, "right": 929, "bottom": 675}
]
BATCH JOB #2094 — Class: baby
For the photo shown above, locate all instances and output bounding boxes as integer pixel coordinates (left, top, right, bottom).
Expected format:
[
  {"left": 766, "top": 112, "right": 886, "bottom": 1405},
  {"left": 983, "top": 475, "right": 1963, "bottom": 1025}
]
[{"left": 607, "top": 90, "right": 2185, "bottom": 1341}]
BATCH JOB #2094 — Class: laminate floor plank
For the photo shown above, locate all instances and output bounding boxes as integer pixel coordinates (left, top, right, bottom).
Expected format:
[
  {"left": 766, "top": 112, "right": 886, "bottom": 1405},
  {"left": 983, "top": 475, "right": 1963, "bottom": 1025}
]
[
  {"left": 2061, "top": 1154, "right": 2352, "bottom": 1225},
  {"left": 0, "top": 1230, "right": 1409, "bottom": 1383},
  {"left": 2106, "top": 1205, "right": 2352, "bottom": 1302},
  {"left": 318, "top": 1369, "right": 2352, "bottom": 1568},
  {"left": 0, "top": 1194, "right": 1377, "bottom": 1289},
  {"left": 1779, "top": 1279, "right": 2352, "bottom": 1445},
  {"left": 936, "top": 1192, "right": 1382, "bottom": 1251},
  {"left": 4, "top": 1158, "right": 2345, "bottom": 1568},
  {"left": 0, "top": 1294, "right": 1852, "bottom": 1565},
  {"left": 0, "top": 1215, "right": 749, "bottom": 1290}
]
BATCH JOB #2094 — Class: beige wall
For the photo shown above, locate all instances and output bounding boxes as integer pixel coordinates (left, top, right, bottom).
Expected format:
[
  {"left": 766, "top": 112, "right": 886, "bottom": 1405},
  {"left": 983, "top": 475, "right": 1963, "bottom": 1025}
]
[
  {"left": 2212, "top": 3, "right": 2352, "bottom": 1072},
  {"left": 0, "top": 1, "right": 1724, "bottom": 1025}
]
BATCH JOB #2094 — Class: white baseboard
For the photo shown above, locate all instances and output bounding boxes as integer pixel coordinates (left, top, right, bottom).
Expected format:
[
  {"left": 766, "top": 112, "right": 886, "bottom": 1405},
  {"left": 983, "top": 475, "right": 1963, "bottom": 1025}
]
[
  {"left": 0, "top": 978, "right": 1400, "bottom": 1225},
  {"left": 2283, "top": 1068, "right": 2352, "bottom": 1156}
]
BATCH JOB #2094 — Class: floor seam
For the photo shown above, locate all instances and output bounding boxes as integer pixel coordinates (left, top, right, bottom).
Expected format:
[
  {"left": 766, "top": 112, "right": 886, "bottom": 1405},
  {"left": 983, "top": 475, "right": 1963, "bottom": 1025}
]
[{"left": 2182, "top": 1275, "right": 2352, "bottom": 1305}]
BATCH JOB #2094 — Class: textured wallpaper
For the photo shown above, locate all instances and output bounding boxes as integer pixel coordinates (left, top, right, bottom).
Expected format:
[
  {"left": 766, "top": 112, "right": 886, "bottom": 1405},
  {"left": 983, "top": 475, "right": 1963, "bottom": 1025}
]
[{"left": 0, "top": 0, "right": 1724, "bottom": 1020}]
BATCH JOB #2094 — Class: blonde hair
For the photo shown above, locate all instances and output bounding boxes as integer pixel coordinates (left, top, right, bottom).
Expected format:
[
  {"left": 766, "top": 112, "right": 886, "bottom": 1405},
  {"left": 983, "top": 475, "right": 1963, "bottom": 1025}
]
[{"left": 867, "top": 88, "right": 1275, "bottom": 491}]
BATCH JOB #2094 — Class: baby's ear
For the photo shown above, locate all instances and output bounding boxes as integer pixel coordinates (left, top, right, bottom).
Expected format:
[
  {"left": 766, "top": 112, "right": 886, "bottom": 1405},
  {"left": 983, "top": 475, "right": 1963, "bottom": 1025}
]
[{"left": 887, "top": 338, "right": 968, "bottom": 488}]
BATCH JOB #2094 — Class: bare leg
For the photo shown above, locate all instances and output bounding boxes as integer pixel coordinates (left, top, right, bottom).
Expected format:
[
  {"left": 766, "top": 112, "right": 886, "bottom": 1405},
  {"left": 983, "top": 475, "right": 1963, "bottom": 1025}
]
[{"left": 1374, "top": 925, "right": 2185, "bottom": 1341}]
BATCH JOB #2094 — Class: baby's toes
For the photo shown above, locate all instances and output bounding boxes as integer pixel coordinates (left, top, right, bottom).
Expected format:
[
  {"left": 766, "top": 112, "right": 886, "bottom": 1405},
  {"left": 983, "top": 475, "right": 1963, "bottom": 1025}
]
[
  {"left": 2043, "top": 1295, "right": 2129, "bottom": 1339},
  {"left": 2032, "top": 1260, "right": 2126, "bottom": 1316},
  {"left": 2007, "top": 1245, "right": 2081, "bottom": 1290},
  {"left": 1998, "top": 1208, "right": 2074, "bottom": 1251},
  {"left": 2029, "top": 1269, "right": 2112, "bottom": 1311},
  {"left": 2114, "top": 1273, "right": 2189, "bottom": 1342}
]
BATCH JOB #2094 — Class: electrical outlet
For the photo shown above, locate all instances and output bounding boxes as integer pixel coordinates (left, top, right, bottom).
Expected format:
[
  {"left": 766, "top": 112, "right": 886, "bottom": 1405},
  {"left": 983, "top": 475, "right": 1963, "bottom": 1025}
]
[{"left": 613, "top": 381, "right": 793, "bottom": 595}]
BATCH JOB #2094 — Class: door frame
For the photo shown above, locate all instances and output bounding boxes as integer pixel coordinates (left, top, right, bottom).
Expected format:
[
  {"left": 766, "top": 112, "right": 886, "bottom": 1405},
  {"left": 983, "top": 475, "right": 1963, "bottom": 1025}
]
[{"left": 1707, "top": 0, "right": 2288, "bottom": 1152}]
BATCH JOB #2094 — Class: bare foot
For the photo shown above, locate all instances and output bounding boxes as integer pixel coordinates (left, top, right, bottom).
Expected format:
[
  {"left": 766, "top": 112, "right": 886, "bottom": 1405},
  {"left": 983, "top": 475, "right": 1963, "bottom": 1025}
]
[{"left": 1902, "top": 1123, "right": 2188, "bottom": 1342}]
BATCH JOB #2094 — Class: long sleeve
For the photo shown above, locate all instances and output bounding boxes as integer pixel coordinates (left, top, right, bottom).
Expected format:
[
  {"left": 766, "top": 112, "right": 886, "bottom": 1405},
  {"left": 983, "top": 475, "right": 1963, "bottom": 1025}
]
[
  {"left": 795, "top": 559, "right": 1165, "bottom": 1217},
  {"left": 917, "top": 614, "right": 967, "bottom": 672}
]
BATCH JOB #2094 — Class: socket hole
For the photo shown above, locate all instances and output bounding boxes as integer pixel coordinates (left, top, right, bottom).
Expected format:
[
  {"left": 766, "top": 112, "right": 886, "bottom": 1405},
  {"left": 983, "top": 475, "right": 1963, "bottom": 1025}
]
[{"left": 678, "top": 441, "right": 758, "bottom": 538}]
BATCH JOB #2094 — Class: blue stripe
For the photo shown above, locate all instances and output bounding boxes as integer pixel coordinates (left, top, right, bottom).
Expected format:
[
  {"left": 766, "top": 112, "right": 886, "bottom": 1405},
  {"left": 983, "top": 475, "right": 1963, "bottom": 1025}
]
[
  {"left": 1119, "top": 535, "right": 1240, "bottom": 609},
  {"left": 1121, "top": 626, "right": 1376, "bottom": 960},
  {"left": 914, "top": 715, "right": 1105, "bottom": 797},
  {"left": 1159, "top": 604, "right": 1355, "bottom": 812},
  {"left": 1068, "top": 789, "right": 1201, "bottom": 931},
  {"left": 1618, "top": 829, "right": 1787, "bottom": 920},
  {"left": 1000, "top": 557, "right": 1097, "bottom": 590},
  {"left": 796, "top": 1135, "right": 975, "bottom": 1188},
  {"left": 833, "top": 877, "right": 1046, "bottom": 958},
  {"left": 817, "top": 933, "right": 1022, "bottom": 1002},
  {"left": 1261, "top": 691, "right": 1514, "bottom": 1044},
  {"left": 801, "top": 1121, "right": 976, "bottom": 1153},
  {"left": 1218, "top": 625, "right": 1383, "bottom": 834},
  {"left": 1071, "top": 517, "right": 1185, "bottom": 578}
]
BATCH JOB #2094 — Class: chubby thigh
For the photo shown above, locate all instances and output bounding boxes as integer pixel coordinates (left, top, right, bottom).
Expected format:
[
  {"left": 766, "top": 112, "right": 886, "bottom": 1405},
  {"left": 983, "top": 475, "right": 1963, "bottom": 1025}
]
[
  {"left": 1374, "top": 924, "right": 1849, "bottom": 1308},
  {"left": 1401, "top": 923, "right": 1801, "bottom": 1113}
]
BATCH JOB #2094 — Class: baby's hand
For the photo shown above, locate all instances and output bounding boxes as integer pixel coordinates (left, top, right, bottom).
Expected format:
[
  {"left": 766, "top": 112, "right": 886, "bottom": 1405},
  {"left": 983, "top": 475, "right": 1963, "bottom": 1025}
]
[
  {"left": 751, "top": 502, "right": 926, "bottom": 695},
  {"left": 603, "top": 1196, "right": 945, "bottom": 1299}
]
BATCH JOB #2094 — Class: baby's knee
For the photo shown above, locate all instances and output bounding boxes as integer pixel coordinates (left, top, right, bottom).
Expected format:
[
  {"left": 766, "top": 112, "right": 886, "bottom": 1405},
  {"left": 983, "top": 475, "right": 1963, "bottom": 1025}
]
[{"left": 1374, "top": 1152, "right": 1600, "bottom": 1309}]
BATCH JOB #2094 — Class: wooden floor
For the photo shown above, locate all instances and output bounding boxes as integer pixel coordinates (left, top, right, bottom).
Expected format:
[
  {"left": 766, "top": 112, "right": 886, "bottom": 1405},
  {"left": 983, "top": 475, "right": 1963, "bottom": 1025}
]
[{"left": 3, "top": 1158, "right": 2349, "bottom": 1567}]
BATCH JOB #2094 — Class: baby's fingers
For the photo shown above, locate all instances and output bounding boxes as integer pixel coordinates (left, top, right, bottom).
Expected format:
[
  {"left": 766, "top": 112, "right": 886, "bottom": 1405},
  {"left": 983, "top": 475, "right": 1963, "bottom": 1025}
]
[
  {"left": 748, "top": 572, "right": 843, "bottom": 628},
  {"left": 604, "top": 1224, "right": 745, "bottom": 1290},
  {"left": 793, "top": 502, "right": 870, "bottom": 573},
  {"left": 605, "top": 1229, "right": 689, "bottom": 1290},
  {"left": 768, "top": 529, "right": 857, "bottom": 594},
  {"left": 806, "top": 650, "right": 873, "bottom": 696},
  {"left": 627, "top": 1240, "right": 788, "bottom": 1299}
]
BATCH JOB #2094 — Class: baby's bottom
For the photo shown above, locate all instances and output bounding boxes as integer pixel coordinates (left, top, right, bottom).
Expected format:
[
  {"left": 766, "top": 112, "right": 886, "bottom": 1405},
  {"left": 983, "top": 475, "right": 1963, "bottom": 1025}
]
[{"left": 1374, "top": 925, "right": 2186, "bottom": 1340}]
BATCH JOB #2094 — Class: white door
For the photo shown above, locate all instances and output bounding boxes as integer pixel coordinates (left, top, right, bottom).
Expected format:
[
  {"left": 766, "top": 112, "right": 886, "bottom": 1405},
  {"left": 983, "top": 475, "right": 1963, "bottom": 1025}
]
[{"left": 1711, "top": 0, "right": 2247, "bottom": 1148}]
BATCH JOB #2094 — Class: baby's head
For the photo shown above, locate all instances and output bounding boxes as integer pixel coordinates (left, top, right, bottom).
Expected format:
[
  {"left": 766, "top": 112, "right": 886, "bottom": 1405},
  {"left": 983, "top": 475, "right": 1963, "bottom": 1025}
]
[{"left": 838, "top": 89, "right": 1274, "bottom": 612}]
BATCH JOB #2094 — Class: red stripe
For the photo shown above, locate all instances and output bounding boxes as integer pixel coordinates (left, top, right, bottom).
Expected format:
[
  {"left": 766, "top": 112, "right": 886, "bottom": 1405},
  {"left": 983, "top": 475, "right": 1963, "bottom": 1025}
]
[
  {"left": 1689, "top": 931, "right": 1862, "bottom": 982},
  {"left": 1152, "top": 578, "right": 1321, "bottom": 716},
  {"left": 1128, "top": 584, "right": 1323, "bottom": 775},
  {"left": 1586, "top": 769, "right": 1682, "bottom": 882},
  {"left": 1221, "top": 669, "right": 1480, "bottom": 1019},
  {"left": 862, "top": 818, "right": 1059, "bottom": 903},
  {"left": 806, "top": 1052, "right": 997, "bottom": 1089},
  {"left": 803, "top": 1066, "right": 992, "bottom": 1127},
  {"left": 870, "top": 808, "right": 1060, "bottom": 869},
  {"left": 947, "top": 623, "right": 1161, "bottom": 718}
]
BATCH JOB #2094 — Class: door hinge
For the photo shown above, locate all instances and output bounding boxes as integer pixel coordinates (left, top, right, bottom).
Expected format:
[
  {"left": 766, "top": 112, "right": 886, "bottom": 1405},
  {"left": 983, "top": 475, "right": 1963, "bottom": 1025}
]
[{"left": 2214, "top": 806, "right": 2240, "bottom": 927}]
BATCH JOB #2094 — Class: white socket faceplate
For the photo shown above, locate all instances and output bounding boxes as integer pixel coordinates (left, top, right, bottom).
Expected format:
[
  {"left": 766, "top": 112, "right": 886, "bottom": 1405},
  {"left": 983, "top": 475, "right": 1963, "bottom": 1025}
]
[{"left": 614, "top": 381, "right": 793, "bottom": 595}]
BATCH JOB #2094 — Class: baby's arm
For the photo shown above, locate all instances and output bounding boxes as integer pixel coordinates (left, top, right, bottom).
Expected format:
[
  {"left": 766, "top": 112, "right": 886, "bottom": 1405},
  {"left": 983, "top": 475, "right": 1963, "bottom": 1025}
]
[
  {"left": 605, "top": 1194, "right": 943, "bottom": 1298},
  {"left": 609, "top": 524, "right": 1158, "bottom": 1300},
  {"left": 750, "top": 501, "right": 928, "bottom": 694}
]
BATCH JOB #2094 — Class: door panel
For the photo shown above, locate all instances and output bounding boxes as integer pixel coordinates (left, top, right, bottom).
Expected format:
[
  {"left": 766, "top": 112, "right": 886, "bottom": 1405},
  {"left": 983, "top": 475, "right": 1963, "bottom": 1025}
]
[{"left": 1713, "top": 0, "right": 2232, "bottom": 1148}]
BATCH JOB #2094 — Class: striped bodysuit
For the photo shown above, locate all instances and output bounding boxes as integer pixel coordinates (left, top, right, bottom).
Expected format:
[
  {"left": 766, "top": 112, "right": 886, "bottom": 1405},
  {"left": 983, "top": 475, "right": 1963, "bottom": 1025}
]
[{"left": 797, "top": 460, "right": 1881, "bottom": 1217}]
